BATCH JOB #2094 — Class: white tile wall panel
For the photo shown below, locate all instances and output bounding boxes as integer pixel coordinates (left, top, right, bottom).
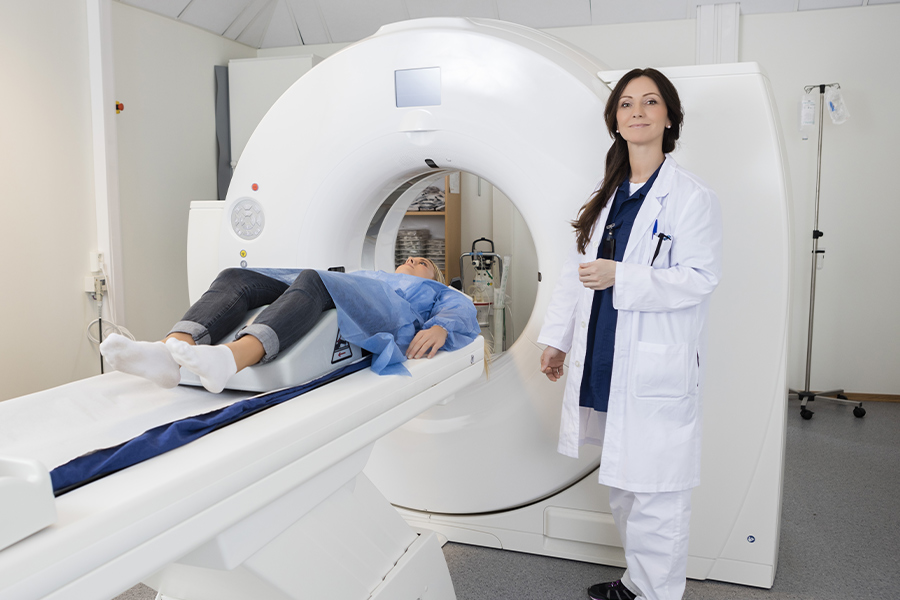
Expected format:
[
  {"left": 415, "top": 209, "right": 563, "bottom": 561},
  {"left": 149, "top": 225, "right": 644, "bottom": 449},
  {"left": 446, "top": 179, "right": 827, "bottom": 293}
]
[
  {"left": 798, "top": 0, "right": 863, "bottom": 9},
  {"left": 496, "top": 0, "right": 592, "bottom": 28},
  {"left": 731, "top": 0, "right": 799, "bottom": 14},
  {"left": 590, "top": 0, "right": 689, "bottom": 25}
]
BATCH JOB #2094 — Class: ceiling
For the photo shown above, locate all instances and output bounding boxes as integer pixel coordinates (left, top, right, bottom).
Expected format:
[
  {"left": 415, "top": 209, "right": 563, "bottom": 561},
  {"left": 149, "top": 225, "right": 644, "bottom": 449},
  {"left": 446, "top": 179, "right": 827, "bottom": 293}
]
[{"left": 116, "top": 0, "right": 897, "bottom": 48}]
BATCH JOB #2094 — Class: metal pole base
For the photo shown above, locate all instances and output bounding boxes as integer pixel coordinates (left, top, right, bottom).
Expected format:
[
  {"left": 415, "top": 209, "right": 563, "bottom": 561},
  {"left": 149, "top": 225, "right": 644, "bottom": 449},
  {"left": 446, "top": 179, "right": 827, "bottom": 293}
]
[{"left": 788, "top": 388, "right": 866, "bottom": 420}]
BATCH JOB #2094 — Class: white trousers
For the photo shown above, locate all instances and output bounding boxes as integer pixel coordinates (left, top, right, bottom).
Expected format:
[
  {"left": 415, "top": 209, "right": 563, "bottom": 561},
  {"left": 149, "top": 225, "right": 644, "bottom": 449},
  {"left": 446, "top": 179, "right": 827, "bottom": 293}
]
[{"left": 608, "top": 487, "right": 693, "bottom": 600}]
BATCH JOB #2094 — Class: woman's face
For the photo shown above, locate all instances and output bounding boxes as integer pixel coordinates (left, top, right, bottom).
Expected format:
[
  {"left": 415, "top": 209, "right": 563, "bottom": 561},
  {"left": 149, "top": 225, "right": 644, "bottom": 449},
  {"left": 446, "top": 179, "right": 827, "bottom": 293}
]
[
  {"left": 615, "top": 76, "right": 670, "bottom": 150},
  {"left": 395, "top": 256, "right": 436, "bottom": 279}
]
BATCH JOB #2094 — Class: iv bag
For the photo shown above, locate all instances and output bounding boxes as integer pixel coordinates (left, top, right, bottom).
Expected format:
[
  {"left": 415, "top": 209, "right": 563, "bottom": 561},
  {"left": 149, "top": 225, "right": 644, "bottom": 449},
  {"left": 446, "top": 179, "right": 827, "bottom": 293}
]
[
  {"left": 825, "top": 85, "right": 850, "bottom": 124},
  {"left": 799, "top": 92, "right": 816, "bottom": 140},
  {"left": 800, "top": 93, "right": 816, "bottom": 128}
]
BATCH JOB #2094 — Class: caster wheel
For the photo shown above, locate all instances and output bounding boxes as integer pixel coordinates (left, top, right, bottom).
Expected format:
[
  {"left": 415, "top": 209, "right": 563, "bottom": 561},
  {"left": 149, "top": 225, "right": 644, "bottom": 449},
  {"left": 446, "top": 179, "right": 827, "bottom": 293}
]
[
  {"left": 853, "top": 406, "right": 866, "bottom": 418},
  {"left": 837, "top": 394, "right": 849, "bottom": 400},
  {"left": 800, "top": 409, "right": 814, "bottom": 420}
]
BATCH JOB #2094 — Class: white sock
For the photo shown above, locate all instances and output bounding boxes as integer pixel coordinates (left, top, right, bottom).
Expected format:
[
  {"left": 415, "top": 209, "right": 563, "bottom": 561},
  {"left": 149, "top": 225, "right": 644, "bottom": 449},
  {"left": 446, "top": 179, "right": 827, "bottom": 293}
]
[
  {"left": 99, "top": 334, "right": 182, "bottom": 388},
  {"left": 165, "top": 338, "right": 237, "bottom": 394}
]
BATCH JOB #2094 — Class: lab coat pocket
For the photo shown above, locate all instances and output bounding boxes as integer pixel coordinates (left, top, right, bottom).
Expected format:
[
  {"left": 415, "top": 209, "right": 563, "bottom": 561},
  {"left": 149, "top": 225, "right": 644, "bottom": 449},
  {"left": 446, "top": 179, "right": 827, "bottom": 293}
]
[{"left": 633, "top": 341, "right": 689, "bottom": 400}]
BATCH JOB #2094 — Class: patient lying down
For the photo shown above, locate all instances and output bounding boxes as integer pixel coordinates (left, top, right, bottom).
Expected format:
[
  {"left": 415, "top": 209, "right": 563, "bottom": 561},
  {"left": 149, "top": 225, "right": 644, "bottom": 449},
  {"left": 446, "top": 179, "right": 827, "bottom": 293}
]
[{"left": 100, "top": 257, "right": 481, "bottom": 393}]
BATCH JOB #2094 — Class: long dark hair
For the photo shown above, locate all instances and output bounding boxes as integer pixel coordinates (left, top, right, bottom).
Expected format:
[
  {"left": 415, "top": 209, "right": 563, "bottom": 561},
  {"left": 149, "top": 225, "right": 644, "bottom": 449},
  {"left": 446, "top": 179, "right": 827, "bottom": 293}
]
[{"left": 572, "top": 68, "right": 684, "bottom": 254}]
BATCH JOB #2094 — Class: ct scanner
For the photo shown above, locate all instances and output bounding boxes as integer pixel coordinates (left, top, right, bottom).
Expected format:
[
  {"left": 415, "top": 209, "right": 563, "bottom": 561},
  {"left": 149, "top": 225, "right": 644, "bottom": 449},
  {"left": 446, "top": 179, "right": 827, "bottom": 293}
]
[{"left": 0, "top": 17, "right": 791, "bottom": 600}]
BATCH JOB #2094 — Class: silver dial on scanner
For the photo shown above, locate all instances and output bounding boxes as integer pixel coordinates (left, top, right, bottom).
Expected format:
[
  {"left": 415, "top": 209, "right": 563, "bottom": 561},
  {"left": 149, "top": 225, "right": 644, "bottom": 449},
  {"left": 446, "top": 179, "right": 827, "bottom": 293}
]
[{"left": 231, "top": 197, "right": 264, "bottom": 240}]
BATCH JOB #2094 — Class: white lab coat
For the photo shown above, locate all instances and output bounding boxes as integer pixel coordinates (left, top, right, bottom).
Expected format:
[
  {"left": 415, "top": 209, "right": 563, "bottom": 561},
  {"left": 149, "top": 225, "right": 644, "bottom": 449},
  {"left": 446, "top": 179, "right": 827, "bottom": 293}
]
[{"left": 538, "top": 156, "right": 723, "bottom": 493}]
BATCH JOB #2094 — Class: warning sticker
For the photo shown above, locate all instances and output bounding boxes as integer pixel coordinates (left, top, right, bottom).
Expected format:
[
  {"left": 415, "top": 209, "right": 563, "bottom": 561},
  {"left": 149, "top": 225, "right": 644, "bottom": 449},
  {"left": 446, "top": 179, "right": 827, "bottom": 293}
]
[{"left": 332, "top": 330, "right": 353, "bottom": 364}]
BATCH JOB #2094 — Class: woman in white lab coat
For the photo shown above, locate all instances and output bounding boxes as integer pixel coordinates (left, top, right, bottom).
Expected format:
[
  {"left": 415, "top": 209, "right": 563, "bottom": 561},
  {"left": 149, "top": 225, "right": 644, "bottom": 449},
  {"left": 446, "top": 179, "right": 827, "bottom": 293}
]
[{"left": 538, "top": 68, "right": 722, "bottom": 600}]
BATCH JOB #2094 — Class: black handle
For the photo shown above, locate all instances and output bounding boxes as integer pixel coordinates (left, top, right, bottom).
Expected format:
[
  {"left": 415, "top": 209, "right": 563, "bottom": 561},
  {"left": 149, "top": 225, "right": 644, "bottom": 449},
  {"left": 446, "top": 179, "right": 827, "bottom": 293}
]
[{"left": 471, "top": 237, "right": 494, "bottom": 254}]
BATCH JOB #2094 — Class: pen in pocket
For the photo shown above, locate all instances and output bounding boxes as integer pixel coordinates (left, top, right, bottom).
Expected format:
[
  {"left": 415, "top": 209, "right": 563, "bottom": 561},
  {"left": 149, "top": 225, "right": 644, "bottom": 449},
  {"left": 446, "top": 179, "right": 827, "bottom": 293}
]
[{"left": 651, "top": 232, "right": 671, "bottom": 265}]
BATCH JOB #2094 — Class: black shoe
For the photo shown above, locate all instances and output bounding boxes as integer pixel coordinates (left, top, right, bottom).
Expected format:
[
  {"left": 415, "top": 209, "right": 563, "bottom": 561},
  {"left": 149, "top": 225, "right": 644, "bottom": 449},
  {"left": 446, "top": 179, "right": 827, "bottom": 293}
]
[{"left": 587, "top": 579, "right": 637, "bottom": 600}]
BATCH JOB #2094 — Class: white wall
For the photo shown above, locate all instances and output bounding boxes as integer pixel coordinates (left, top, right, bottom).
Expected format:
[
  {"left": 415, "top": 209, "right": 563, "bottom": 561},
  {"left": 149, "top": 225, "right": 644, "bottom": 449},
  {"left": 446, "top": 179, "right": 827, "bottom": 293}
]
[
  {"left": 0, "top": 1, "right": 100, "bottom": 401},
  {"left": 111, "top": 3, "right": 256, "bottom": 342},
  {"left": 228, "top": 54, "right": 321, "bottom": 165},
  {"left": 544, "top": 19, "right": 696, "bottom": 68},
  {"left": 490, "top": 188, "right": 539, "bottom": 350},
  {"left": 740, "top": 5, "right": 900, "bottom": 394}
]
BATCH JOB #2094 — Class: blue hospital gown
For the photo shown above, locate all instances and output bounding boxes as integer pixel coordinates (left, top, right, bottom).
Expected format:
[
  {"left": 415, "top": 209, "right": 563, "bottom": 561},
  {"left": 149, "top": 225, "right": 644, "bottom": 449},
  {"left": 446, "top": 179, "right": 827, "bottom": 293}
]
[{"left": 255, "top": 268, "right": 481, "bottom": 376}]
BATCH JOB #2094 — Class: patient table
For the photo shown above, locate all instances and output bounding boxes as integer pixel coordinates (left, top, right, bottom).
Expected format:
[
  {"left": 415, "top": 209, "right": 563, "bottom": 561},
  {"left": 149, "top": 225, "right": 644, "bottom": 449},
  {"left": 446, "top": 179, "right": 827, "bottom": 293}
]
[{"left": 0, "top": 336, "right": 482, "bottom": 600}]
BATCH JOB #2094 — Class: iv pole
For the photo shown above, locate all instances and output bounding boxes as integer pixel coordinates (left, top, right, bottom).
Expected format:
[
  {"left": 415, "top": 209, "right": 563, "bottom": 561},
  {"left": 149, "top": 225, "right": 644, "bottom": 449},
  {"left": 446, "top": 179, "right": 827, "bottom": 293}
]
[{"left": 792, "top": 83, "right": 865, "bottom": 420}]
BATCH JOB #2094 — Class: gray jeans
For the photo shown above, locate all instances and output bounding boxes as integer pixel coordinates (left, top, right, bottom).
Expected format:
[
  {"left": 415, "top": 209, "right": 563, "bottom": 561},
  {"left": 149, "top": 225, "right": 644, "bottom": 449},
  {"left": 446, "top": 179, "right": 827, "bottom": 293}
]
[{"left": 169, "top": 268, "right": 336, "bottom": 363}]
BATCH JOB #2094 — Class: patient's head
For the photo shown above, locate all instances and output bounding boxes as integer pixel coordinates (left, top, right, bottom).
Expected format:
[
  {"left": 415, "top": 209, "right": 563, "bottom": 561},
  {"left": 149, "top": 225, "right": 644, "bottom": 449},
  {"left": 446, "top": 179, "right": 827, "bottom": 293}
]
[{"left": 395, "top": 256, "right": 444, "bottom": 283}]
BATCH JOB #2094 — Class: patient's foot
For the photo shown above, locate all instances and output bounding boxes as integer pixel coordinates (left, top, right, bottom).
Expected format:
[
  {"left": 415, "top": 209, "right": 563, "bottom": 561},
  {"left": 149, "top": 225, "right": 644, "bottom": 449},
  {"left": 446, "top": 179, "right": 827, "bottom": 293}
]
[
  {"left": 99, "top": 334, "right": 182, "bottom": 388},
  {"left": 165, "top": 338, "right": 237, "bottom": 394}
]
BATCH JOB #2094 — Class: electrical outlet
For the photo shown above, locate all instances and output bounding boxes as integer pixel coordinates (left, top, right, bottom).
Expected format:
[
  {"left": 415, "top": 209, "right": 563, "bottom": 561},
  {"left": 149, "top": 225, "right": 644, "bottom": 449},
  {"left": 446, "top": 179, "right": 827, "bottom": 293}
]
[{"left": 84, "top": 275, "right": 107, "bottom": 295}]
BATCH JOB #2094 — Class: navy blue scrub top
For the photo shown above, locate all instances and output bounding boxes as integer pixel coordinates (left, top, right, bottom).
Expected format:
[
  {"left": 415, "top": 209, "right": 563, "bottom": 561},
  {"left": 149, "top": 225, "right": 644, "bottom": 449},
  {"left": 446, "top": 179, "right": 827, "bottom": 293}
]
[{"left": 579, "top": 164, "right": 662, "bottom": 412}]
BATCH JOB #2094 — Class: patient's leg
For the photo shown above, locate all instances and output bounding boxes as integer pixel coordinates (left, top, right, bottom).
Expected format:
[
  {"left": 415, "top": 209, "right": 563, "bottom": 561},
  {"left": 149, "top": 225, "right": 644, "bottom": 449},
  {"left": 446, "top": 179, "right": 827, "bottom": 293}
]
[
  {"left": 167, "top": 270, "right": 335, "bottom": 393},
  {"left": 168, "top": 268, "right": 289, "bottom": 345},
  {"left": 99, "top": 334, "right": 182, "bottom": 388},
  {"left": 236, "top": 269, "right": 336, "bottom": 363}
]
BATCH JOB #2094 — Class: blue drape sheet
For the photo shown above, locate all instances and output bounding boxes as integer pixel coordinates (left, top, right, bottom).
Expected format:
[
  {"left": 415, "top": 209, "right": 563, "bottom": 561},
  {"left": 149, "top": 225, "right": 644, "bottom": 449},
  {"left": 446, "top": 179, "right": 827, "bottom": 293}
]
[
  {"left": 50, "top": 357, "right": 372, "bottom": 496},
  {"left": 254, "top": 268, "right": 481, "bottom": 376}
]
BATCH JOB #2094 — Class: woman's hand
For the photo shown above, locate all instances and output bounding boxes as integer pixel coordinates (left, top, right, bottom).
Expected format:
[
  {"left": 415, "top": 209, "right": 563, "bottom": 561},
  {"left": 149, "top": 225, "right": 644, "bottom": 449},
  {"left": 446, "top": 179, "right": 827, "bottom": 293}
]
[
  {"left": 540, "top": 346, "right": 567, "bottom": 382},
  {"left": 407, "top": 325, "right": 448, "bottom": 359},
  {"left": 578, "top": 259, "right": 616, "bottom": 290}
]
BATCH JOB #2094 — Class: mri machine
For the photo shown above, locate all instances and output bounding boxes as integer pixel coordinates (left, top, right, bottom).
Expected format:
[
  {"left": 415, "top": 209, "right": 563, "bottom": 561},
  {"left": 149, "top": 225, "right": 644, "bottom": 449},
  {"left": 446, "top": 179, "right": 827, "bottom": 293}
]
[{"left": 0, "top": 17, "right": 791, "bottom": 600}]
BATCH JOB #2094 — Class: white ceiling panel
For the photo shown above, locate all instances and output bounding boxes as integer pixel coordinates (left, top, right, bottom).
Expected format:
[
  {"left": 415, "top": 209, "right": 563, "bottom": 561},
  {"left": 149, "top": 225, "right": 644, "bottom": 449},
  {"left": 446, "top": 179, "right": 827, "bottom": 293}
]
[
  {"left": 114, "top": 0, "right": 900, "bottom": 49},
  {"left": 119, "top": 0, "right": 191, "bottom": 19},
  {"left": 317, "top": 0, "right": 410, "bottom": 43},
  {"left": 179, "top": 0, "right": 252, "bottom": 35},
  {"left": 590, "top": 0, "right": 690, "bottom": 25},
  {"left": 223, "top": 0, "right": 272, "bottom": 40},
  {"left": 496, "top": 0, "right": 592, "bottom": 29},
  {"left": 262, "top": 0, "right": 303, "bottom": 47},
  {"left": 285, "top": 0, "right": 331, "bottom": 45},
  {"left": 730, "top": 0, "right": 799, "bottom": 14},
  {"left": 405, "top": 0, "right": 499, "bottom": 20},
  {"left": 798, "top": 0, "right": 863, "bottom": 9},
  {"left": 236, "top": 0, "right": 279, "bottom": 47}
]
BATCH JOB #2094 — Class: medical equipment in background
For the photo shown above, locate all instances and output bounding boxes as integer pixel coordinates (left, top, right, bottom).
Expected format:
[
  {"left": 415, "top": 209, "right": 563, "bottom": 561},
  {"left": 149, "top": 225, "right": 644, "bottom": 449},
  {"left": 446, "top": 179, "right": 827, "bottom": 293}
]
[
  {"left": 791, "top": 83, "right": 865, "bottom": 420},
  {"left": 493, "top": 255, "right": 511, "bottom": 353},
  {"left": 459, "top": 238, "right": 508, "bottom": 352},
  {"left": 0, "top": 18, "right": 791, "bottom": 599}
]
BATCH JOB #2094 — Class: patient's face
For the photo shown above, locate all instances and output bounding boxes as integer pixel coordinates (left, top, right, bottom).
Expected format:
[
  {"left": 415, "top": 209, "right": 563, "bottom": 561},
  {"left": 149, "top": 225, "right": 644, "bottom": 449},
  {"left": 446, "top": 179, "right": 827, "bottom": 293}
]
[{"left": 395, "top": 256, "right": 436, "bottom": 280}]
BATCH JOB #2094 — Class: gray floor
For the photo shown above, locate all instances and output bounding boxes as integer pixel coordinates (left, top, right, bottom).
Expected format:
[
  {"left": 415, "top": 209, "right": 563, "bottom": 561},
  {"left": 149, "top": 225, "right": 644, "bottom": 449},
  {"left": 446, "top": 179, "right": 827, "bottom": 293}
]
[{"left": 115, "top": 397, "right": 900, "bottom": 600}]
